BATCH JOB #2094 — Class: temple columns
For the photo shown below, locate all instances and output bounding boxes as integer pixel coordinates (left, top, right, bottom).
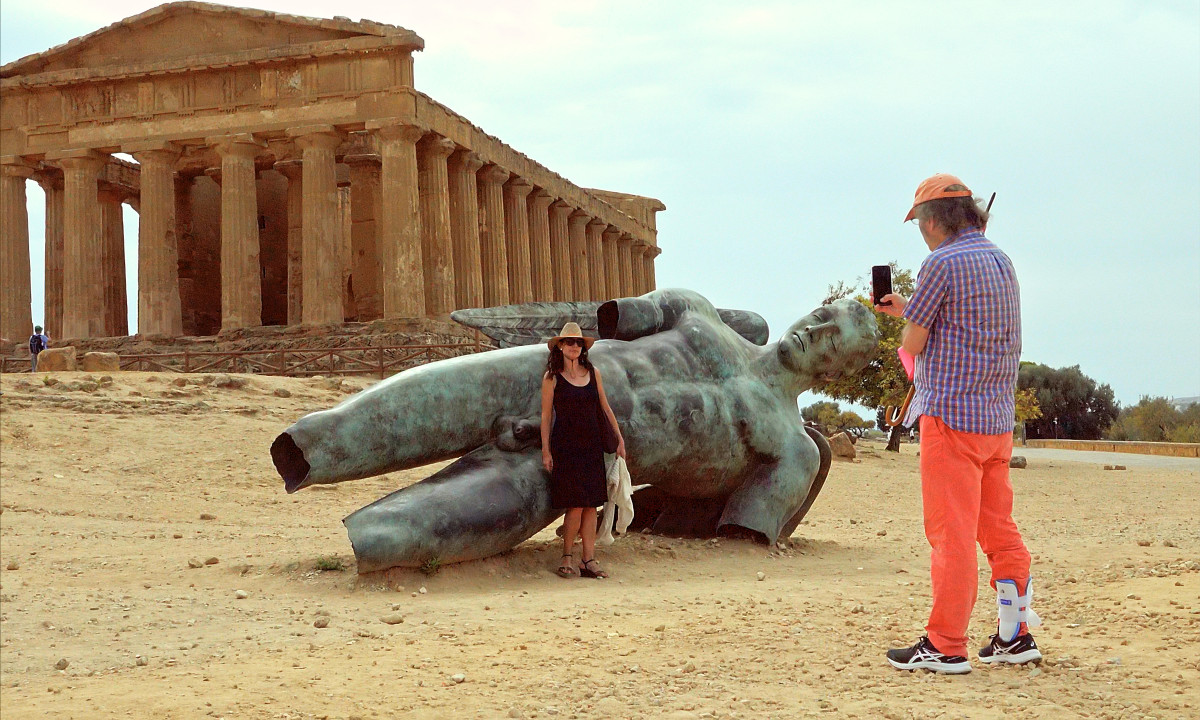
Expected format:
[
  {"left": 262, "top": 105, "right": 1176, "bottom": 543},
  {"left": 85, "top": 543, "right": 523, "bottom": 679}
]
[
  {"left": 631, "top": 242, "right": 648, "bottom": 296},
  {"left": 548, "top": 200, "right": 573, "bottom": 301},
  {"left": 476, "top": 164, "right": 510, "bottom": 307},
  {"left": 602, "top": 227, "right": 621, "bottom": 300},
  {"left": 447, "top": 150, "right": 484, "bottom": 309},
  {"left": 526, "top": 189, "right": 554, "bottom": 302},
  {"left": 616, "top": 233, "right": 635, "bottom": 297},
  {"left": 344, "top": 153, "right": 382, "bottom": 321},
  {"left": 568, "top": 210, "right": 591, "bottom": 300},
  {"left": 274, "top": 161, "right": 304, "bottom": 324},
  {"left": 0, "top": 159, "right": 35, "bottom": 342},
  {"left": 34, "top": 170, "right": 64, "bottom": 338},
  {"left": 417, "top": 135, "right": 457, "bottom": 317},
  {"left": 209, "top": 135, "right": 264, "bottom": 332},
  {"left": 55, "top": 150, "right": 108, "bottom": 339},
  {"left": 97, "top": 183, "right": 128, "bottom": 336},
  {"left": 644, "top": 245, "right": 659, "bottom": 292},
  {"left": 370, "top": 122, "right": 425, "bottom": 319},
  {"left": 585, "top": 219, "right": 606, "bottom": 301},
  {"left": 130, "top": 147, "right": 183, "bottom": 336},
  {"left": 289, "top": 126, "right": 345, "bottom": 325},
  {"left": 503, "top": 177, "right": 534, "bottom": 304}
]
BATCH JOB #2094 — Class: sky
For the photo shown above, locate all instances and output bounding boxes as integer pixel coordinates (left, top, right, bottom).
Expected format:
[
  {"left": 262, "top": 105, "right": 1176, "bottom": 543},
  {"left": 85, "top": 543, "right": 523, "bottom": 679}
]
[{"left": 2, "top": 0, "right": 1198, "bottom": 409}]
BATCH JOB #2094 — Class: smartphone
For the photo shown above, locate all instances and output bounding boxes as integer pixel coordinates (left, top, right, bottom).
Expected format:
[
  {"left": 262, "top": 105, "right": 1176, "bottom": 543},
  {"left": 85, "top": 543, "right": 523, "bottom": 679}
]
[{"left": 872, "top": 265, "right": 893, "bottom": 306}]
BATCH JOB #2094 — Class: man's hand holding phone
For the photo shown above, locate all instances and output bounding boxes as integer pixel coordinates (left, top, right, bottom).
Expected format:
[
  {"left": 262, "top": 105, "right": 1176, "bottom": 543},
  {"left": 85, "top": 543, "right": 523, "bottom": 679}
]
[{"left": 873, "top": 293, "right": 907, "bottom": 317}]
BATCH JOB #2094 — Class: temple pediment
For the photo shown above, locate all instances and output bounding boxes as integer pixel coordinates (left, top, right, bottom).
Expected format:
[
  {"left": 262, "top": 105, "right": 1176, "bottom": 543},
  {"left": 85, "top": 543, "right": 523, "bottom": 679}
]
[{"left": 1, "top": 2, "right": 422, "bottom": 80}]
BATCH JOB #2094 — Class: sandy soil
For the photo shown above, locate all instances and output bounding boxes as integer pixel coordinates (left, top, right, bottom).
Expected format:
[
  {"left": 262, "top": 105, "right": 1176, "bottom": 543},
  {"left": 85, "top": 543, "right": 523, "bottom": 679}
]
[{"left": 1, "top": 371, "right": 1197, "bottom": 720}]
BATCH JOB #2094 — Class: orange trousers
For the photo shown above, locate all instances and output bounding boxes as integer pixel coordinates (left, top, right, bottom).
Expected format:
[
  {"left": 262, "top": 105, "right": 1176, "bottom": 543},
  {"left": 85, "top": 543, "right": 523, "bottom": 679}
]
[{"left": 919, "top": 415, "right": 1031, "bottom": 657}]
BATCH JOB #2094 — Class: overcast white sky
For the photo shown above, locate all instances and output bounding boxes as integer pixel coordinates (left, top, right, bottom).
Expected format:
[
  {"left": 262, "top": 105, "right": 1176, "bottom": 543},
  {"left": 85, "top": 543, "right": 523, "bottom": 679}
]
[{"left": 3, "top": 0, "right": 1198, "bottom": 407}]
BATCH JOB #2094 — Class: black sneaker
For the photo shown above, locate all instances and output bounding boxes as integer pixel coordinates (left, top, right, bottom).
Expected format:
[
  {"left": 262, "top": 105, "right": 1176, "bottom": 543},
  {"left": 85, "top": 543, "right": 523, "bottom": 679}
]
[
  {"left": 978, "top": 633, "right": 1042, "bottom": 665},
  {"left": 887, "top": 636, "right": 972, "bottom": 674}
]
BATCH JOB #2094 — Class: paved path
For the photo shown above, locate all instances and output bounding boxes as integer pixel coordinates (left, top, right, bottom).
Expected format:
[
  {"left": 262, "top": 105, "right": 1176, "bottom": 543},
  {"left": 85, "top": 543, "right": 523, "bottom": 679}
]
[{"left": 1014, "top": 446, "right": 1200, "bottom": 470}]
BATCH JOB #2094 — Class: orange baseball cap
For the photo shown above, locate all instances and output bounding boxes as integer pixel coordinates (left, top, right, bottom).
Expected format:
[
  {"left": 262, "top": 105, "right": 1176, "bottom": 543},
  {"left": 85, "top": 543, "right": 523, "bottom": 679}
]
[{"left": 904, "top": 173, "right": 973, "bottom": 222}]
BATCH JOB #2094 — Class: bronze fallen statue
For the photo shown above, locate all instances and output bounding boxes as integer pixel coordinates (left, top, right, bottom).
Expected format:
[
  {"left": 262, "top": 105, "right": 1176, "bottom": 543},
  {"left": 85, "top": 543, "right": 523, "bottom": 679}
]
[{"left": 271, "top": 289, "right": 879, "bottom": 572}]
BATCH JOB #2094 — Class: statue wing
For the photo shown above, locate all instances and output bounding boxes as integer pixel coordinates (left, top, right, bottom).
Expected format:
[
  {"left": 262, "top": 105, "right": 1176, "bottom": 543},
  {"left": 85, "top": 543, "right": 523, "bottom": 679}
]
[{"left": 452, "top": 294, "right": 769, "bottom": 347}]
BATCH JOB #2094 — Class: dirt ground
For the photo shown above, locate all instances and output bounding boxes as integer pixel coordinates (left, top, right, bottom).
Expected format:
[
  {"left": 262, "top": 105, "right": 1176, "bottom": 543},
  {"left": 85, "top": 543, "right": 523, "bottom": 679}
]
[{"left": 1, "top": 371, "right": 1197, "bottom": 720}]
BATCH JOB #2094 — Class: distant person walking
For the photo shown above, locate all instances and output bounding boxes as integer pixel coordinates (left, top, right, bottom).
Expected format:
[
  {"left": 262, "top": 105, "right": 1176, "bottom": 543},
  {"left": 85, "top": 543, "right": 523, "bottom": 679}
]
[
  {"left": 875, "top": 174, "right": 1040, "bottom": 674},
  {"left": 28, "top": 325, "right": 50, "bottom": 372}
]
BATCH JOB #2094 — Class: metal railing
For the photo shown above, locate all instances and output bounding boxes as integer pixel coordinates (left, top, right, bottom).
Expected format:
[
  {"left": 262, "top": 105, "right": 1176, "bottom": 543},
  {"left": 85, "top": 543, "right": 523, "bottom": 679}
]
[{"left": 1, "top": 340, "right": 495, "bottom": 379}]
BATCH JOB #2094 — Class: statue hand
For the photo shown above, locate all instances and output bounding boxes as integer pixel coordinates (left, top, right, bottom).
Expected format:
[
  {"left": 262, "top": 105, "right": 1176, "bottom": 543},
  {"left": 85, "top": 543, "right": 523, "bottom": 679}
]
[{"left": 542, "top": 449, "right": 553, "bottom": 472}]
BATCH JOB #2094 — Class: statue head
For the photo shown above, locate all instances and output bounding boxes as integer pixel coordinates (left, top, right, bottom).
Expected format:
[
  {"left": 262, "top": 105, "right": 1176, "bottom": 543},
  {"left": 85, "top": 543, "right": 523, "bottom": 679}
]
[{"left": 777, "top": 298, "right": 879, "bottom": 384}]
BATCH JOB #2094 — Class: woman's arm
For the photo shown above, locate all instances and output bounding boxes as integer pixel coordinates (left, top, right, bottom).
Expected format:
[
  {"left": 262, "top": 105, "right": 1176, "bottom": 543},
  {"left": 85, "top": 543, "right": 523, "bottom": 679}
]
[
  {"left": 540, "top": 371, "right": 555, "bottom": 471},
  {"left": 594, "top": 368, "right": 627, "bottom": 459}
]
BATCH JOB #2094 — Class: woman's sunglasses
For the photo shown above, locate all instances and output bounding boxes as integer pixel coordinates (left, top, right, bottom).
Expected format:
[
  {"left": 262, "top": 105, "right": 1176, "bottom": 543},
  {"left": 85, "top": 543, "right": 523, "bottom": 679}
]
[{"left": 560, "top": 338, "right": 585, "bottom": 348}]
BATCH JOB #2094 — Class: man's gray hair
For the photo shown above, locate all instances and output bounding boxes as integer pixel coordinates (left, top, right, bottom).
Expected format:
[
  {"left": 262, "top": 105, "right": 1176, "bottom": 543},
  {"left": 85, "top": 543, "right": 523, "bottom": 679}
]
[{"left": 914, "top": 184, "right": 990, "bottom": 234}]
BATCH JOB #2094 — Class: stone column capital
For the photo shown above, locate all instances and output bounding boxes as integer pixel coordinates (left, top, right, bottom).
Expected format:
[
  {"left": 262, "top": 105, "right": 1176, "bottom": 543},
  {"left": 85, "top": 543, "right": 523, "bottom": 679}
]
[
  {"left": 617, "top": 232, "right": 635, "bottom": 246},
  {"left": 0, "top": 156, "right": 37, "bottom": 179},
  {"left": 449, "top": 150, "right": 484, "bottom": 174},
  {"left": 125, "top": 139, "right": 182, "bottom": 156},
  {"left": 529, "top": 188, "right": 553, "bottom": 209},
  {"left": 33, "top": 168, "right": 64, "bottom": 192},
  {"left": 420, "top": 135, "right": 457, "bottom": 159},
  {"left": 341, "top": 153, "right": 382, "bottom": 168},
  {"left": 602, "top": 226, "right": 622, "bottom": 241},
  {"left": 504, "top": 176, "right": 534, "bottom": 197},
  {"left": 96, "top": 182, "right": 126, "bottom": 204},
  {"left": 48, "top": 149, "right": 109, "bottom": 173},
  {"left": 549, "top": 198, "right": 573, "bottom": 214},
  {"left": 367, "top": 121, "right": 425, "bottom": 145},
  {"left": 274, "top": 159, "right": 303, "bottom": 180},
  {"left": 288, "top": 125, "right": 345, "bottom": 151},
  {"left": 478, "top": 163, "right": 511, "bottom": 186},
  {"left": 568, "top": 209, "right": 591, "bottom": 224},
  {"left": 586, "top": 217, "right": 607, "bottom": 231},
  {"left": 208, "top": 134, "right": 265, "bottom": 159},
  {"left": 130, "top": 146, "right": 181, "bottom": 167}
]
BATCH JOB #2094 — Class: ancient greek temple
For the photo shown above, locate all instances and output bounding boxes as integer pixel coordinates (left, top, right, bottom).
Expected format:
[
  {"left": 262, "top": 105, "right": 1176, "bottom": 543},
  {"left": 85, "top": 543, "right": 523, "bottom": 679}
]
[{"left": 0, "top": 2, "right": 664, "bottom": 343}]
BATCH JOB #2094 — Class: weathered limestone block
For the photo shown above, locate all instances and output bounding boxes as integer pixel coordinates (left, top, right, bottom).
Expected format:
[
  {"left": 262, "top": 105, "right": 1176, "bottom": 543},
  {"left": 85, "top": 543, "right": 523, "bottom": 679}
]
[
  {"left": 80, "top": 352, "right": 121, "bottom": 372},
  {"left": 37, "top": 346, "right": 77, "bottom": 372},
  {"left": 828, "top": 432, "right": 856, "bottom": 460}
]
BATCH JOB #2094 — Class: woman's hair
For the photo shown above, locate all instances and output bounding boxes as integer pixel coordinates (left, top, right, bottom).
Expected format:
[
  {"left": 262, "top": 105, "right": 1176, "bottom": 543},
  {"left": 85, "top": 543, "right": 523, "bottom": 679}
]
[
  {"left": 546, "top": 341, "right": 594, "bottom": 375},
  {"left": 914, "top": 184, "right": 990, "bottom": 234}
]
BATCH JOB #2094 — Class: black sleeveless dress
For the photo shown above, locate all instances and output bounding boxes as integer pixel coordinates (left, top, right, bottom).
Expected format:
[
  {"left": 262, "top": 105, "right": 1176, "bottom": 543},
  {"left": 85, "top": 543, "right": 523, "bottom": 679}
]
[{"left": 549, "top": 370, "right": 608, "bottom": 509}]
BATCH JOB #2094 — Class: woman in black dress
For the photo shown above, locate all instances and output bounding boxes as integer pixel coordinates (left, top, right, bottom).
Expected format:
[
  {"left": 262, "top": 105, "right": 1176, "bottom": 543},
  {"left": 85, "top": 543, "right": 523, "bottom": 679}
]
[{"left": 540, "top": 322, "right": 625, "bottom": 578}]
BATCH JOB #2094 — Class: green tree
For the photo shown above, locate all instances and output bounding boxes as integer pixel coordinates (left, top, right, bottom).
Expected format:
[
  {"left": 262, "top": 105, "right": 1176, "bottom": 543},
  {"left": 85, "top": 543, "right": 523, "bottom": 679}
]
[
  {"left": 800, "top": 400, "right": 842, "bottom": 436},
  {"left": 1107, "top": 397, "right": 1200, "bottom": 442},
  {"left": 819, "top": 263, "right": 915, "bottom": 452},
  {"left": 836, "top": 411, "right": 874, "bottom": 438},
  {"left": 1018, "top": 363, "right": 1119, "bottom": 440}
]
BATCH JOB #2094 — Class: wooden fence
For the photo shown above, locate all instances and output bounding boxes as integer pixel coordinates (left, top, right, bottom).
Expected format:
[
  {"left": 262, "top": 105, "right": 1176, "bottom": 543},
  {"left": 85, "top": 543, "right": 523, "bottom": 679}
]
[{"left": 1, "top": 341, "right": 495, "bottom": 379}]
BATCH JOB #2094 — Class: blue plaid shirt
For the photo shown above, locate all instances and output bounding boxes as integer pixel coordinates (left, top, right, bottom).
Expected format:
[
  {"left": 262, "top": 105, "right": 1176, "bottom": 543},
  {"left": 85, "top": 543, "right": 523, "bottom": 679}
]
[{"left": 902, "top": 228, "right": 1021, "bottom": 435}]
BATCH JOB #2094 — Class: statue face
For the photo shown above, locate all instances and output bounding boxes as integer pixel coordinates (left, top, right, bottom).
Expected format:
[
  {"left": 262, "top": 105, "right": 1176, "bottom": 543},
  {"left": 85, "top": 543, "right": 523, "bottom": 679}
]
[{"left": 777, "top": 298, "right": 879, "bottom": 380}]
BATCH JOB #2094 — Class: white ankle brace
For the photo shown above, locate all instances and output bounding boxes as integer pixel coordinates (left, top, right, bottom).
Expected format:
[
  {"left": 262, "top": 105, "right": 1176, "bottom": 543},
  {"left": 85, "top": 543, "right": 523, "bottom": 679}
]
[{"left": 996, "top": 577, "right": 1041, "bottom": 642}]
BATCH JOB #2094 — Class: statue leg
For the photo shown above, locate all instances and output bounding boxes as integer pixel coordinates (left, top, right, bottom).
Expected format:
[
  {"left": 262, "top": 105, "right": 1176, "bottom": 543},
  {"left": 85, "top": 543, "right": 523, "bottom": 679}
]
[
  {"left": 717, "top": 433, "right": 823, "bottom": 544},
  {"left": 343, "top": 445, "right": 561, "bottom": 573}
]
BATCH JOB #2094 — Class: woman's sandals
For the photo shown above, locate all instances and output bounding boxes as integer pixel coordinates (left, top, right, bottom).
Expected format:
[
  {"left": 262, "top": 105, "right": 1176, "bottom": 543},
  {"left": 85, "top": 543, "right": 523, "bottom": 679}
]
[
  {"left": 556, "top": 554, "right": 577, "bottom": 578},
  {"left": 579, "top": 558, "right": 609, "bottom": 579}
]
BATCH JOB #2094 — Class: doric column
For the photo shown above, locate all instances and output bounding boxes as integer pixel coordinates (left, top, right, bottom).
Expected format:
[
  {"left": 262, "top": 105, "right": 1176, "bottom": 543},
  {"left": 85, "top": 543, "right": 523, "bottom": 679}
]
[
  {"left": 34, "top": 169, "right": 64, "bottom": 338},
  {"left": 344, "top": 153, "right": 382, "bottom": 321},
  {"left": 503, "top": 177, "right": 534, "bottom": 304},
  {"left": 447, "top": 150, "right": 484, "bottom": 309},
  {"left": 586, "top": 219, "right": 606, "bottom": 301},
  {"left": 602, "top": 227, "right": 622, "bottom": 300},
  {"left": 567, "top": 210, "right": 591, "bottom": 300},
  {"left": 0, "top": 158, "right": 36, "bottom": 343},
  {"left": 476, "top": 163, "right": 510, "bottom": 307},
  {"left": 54, "top": 150, "right": 108, "bottom": 339},
  {"left": 209, "top": 134, "right": 264, "bottom": 332},
  {"left": 369, "top": 122, "right": 425, "bottom": 318},
  {"left": 96, "top": 182, "right": 128, "bottom": 336},
  {"left": 631, "top": 242, "right": 648, "bottom": 295},
  {"left": 130, "top": 146, "right": 182, "bottom": 336},
  {"left": 526, "top": 189, "right": 554, "bottom": 302},
  {"left": 288, "top": 126, "right": 346, "bottom": 325},
  {"left": 274, "top": 160, "right": 304, "bottom": 325},
  {"left": 644, "top": 245, "right": 660, "bottom": 291},
  {"left": 616, "top": 233, "right": 635, "bottom": 297},
  {"left": 548, "top": 200, "right": 574, "bottom": 301},
  {"left": 417, "top": 135, "right": 457, "bottom": 317}
]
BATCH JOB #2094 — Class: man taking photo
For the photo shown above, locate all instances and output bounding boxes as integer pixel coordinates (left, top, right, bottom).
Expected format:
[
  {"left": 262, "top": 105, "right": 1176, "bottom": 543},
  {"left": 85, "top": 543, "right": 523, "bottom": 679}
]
[{"left": 876, "top": 174, "right": 1041, "bottom": 674}]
